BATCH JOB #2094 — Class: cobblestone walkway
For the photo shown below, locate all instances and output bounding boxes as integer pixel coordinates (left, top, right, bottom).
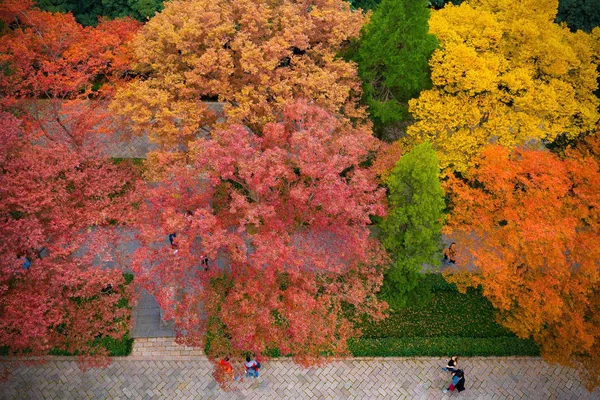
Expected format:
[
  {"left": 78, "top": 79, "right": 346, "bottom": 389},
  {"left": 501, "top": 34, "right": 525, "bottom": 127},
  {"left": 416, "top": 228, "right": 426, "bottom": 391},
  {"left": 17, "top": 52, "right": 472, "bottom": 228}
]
[{"left": 2, "top": 345, "right": 598, "bottom": 399}]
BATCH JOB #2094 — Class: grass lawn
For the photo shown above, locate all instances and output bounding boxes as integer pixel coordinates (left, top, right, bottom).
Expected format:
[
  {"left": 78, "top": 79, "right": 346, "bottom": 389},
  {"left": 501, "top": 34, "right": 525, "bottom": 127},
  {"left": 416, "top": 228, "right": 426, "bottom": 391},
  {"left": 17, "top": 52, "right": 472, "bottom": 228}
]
[{"left": 350, "top": 274, "right": 540, "bottom": 357}]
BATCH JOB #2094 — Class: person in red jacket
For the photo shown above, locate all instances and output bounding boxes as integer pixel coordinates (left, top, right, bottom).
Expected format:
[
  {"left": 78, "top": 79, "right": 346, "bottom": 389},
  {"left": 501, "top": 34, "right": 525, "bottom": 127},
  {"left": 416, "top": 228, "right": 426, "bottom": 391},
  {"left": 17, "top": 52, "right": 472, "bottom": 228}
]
[{"left": 219, "top": 357, "right": 235, "bottom": 381}]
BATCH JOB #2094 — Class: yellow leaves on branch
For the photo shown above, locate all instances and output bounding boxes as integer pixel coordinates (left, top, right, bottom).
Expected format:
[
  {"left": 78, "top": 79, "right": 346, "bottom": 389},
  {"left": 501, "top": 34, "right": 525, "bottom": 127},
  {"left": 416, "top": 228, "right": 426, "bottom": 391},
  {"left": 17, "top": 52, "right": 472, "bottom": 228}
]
[
  {"left": 111, "top": 0, "right": 368, "bottom": 148},
  {"left": 407, "top": 0, "right": 599, "bottom": 172}
]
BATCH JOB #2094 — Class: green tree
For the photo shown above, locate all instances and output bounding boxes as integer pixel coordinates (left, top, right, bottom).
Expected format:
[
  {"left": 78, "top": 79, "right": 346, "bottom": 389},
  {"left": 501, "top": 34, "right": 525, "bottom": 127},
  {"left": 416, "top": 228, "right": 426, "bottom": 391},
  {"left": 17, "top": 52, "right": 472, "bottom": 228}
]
[
  {"left": 347, "top": 0, "right": 461, "bottom": 12},
  {"left": 36, "top": 0, "right": 164, "bottom": 25},
  {"left": 354, "top": 0, "right": 438, "bottom": 134},
  {"left": 556, "top": 0, "right": 600, "bottom": 32},
  {"left": 348, "top": 0, "right": 381, "bottom": 11},
  {"left": 379, "top": 142, "right": 445, "bottom": 308}
]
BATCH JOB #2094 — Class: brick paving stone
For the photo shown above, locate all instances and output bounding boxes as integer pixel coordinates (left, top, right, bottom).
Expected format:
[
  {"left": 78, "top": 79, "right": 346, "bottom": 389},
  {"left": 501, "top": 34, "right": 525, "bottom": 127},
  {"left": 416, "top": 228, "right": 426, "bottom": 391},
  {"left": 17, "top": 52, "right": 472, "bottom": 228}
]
[{"left": 2, "top": 351, "right": 599, "bottom": 399}]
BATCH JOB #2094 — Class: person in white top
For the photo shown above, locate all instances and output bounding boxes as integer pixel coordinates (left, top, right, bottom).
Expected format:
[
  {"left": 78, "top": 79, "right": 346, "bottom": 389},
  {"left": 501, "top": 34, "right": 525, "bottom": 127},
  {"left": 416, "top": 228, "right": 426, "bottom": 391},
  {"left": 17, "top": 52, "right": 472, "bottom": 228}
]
[{"left": 244, "top": 356, "right": 260, "bottom": 378}]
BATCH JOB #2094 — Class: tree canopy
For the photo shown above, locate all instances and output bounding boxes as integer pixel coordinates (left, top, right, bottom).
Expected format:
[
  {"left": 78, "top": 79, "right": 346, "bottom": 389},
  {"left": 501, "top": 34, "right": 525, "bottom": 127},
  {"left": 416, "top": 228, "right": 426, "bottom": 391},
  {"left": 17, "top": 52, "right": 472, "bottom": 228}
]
[
  {"left": 444, "top": 143, "right": 600, "bottom": 390},
  {"left": 0, "top": 112, "right": 138, "bottom": 366},
  {"left": 111, "top": 0, "right": 368, "bottom": 149},
  {"left": 556, "top": 0, "right": 600, "bottom": 32},
  {"left": 0, "top": 2, "right": 141, "bottom": 368},
  {"left": 379, "top": 142, "right": 445, "bottom": 308},
  {"left": 354, "top": 0, "right": 437, "bottom": 131},
  {"left": 0, "top": 3, "right": 139, "bottom": 99},
  {"left": 406, "top": 0, "right": 599, "bottom": 171},
  {"left": 130, "top": 100, "right": 387, "bottom": 364}
]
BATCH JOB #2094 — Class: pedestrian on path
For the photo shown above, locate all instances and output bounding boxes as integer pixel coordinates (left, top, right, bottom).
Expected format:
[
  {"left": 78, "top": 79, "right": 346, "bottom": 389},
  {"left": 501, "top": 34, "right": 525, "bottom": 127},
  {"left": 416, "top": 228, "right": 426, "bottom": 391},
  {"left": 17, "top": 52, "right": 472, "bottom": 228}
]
[
  {"left": 201, "top": 255, "right": 209, "bottom": 271},
  {"left": 443, "top": 369, "right": 465, "bottom": 393},
  {"left": 443, "top": 242, "right": 457, "bottom": 264},
  {"left": 20, "top": 255, "right": 31, "bottom": 269},
  {"left": 244, "top": 356, "right": 261, "bottom": 378},
  {"left": 219, "top": 357, "right": 236, "bottom": 381},
  {"left": 168, "top": 233, "right": 178, "bottom": 254},
  {"left": 442, "top": 356, "right": 458, "bottom": 372}
]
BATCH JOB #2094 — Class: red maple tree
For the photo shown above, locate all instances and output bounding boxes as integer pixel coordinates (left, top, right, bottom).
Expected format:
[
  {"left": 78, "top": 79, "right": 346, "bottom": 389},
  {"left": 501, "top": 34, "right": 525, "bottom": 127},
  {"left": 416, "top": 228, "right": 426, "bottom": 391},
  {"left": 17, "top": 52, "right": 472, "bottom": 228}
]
[
  {"left": 131, "top": 100, "right": 388, "bottom": 365},
  {"left": 0, "top": 4, "right": 139, "bottom": 99},
  {"left": 0, "top": 5, "right": 141, "bottom": 368},
  {"left": 0, "top": 3, "right": 140, "bottom": 149},
  {"left": 0, "top": 112, "right": 140, "bottom": 366}
]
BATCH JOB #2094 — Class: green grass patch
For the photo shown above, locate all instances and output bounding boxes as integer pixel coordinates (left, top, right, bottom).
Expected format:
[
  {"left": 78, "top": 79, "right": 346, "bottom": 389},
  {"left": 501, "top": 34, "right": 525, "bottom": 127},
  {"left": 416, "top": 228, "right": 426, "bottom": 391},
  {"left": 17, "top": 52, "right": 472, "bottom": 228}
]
[
  {"left": 111, "top": 157, "right": 145, "bottom": 167},
  {"left": 351, "top": 274, "right": 539, "bottom": 357},
  {"left": 349, "top": 336, "right": 539, "bottom": 357},
  {"left": 48, "top": 333, "right": 133, "bottom": 357}
]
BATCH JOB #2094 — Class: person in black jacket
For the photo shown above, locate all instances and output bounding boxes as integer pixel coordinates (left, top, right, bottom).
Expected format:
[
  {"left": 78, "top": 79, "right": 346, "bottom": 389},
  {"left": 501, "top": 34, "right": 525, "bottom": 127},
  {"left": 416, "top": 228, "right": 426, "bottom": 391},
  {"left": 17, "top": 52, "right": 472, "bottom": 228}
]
[
  {"left": 442, "top": 356, "right": 458, "bottom": 372},
  {"left": 443, "top": 369, "right": 465, "bottom": 393}
]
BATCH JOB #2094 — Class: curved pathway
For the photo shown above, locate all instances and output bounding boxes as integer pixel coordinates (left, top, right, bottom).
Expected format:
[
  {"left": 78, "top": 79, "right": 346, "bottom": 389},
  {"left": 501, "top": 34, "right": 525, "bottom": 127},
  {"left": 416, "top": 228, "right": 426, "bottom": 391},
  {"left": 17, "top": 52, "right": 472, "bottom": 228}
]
[{"left": 1, "top": 339, "right": 597, "bottom": 399}]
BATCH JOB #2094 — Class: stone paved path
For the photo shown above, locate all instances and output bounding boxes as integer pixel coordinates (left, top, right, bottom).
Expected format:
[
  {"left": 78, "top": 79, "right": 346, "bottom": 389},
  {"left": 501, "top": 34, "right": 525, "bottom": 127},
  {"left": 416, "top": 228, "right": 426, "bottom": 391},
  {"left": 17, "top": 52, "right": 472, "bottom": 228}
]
[{"left": 2, "top": 351, "right": 598, "bottom": 399}]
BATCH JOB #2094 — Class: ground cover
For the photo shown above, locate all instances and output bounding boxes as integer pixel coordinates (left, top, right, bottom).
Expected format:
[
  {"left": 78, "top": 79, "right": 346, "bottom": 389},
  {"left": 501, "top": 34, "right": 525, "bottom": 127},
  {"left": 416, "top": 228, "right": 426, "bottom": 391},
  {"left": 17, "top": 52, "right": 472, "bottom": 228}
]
[{"left": 350, "top": 274, "right": 540, "bottom": 357}]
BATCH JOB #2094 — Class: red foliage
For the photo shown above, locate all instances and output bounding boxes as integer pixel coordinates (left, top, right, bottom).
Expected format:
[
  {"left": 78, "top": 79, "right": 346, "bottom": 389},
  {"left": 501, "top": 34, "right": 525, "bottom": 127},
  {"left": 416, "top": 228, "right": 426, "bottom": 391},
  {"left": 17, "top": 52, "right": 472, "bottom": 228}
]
[
  {"left": 0, "top": 6, "right": 139, "bottom": 99},
  {"left": 370, "top": 140, "right": 403, "bottom": 182},
  {"left": 0, "top": 112, "right": 138, "bottom": 366},
  {"left": 132, "top": 101, "right": 388, "bottom": 365},
  {"left": 0, "top": 0, "right": 33, "bottom": 24}
]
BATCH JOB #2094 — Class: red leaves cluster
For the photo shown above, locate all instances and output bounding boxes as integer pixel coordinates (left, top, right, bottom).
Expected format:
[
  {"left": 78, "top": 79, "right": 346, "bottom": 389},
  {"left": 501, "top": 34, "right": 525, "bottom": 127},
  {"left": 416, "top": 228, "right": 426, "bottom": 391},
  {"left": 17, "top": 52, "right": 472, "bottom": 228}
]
[
  {"left": 132, "top": 100, "right": 387, "bottom": 364},
  {"left": 444, "top": 143, "right": 600, "bottom": 388},
  {"left": 0, "top": 5, "right": 139, "bottom": 99},
  {"left": 0, "top": 112, "right": 138, "bottom": 364},
  {"left": 0, "top": 4, "right": 141, "bottom": 368}
]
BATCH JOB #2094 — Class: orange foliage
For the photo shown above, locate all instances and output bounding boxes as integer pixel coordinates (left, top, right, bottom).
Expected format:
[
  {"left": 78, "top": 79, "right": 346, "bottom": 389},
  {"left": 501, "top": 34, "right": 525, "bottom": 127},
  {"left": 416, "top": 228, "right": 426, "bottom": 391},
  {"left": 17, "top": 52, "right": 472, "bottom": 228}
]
[
  {"left": 0, "top": 6, "right": 139, "bottom": 99},
  {"left": 112, "top": 0, "right": 368, "bottom": 148},
  {"left": 370, "top": 140, "right": 403, "bottom": 182},
  {"left": 444, "top": 144, "right": 600, "bottom": 389}
]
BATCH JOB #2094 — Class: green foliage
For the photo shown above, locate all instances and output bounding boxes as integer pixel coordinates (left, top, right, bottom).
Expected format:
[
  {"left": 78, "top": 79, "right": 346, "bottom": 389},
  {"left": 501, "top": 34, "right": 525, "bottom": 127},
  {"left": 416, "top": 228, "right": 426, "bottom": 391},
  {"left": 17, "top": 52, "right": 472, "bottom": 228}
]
[
  {"left": 348, "top": 0, "right": 461, "bottom": 12},
  {"left": 123, "top": 272, "right": 134, "bottom": 285},
  {"left": 353, "top": 0, "right": 438, "bottom": 129},
  {"left": 352, "top": 274, "right": 539, "bottom": 356},
  {"left": 36, "top": 0, "right": 164, "bottom": 26},
  {"left": 48, "top": 333, "right": 134, "bottom": 356},
  {"left": 349, "top": 336, "right": 539, "bottom": 357},
  {"left": 112, "top": 157, "right": 145, "bottom": 168},
  {"left": 379, "top": 143, "right": 444, "bottom": 308},
  {"left": 556, "top": 0, "right": 600, "bottom": 32},
  {"left": 348, "top": 0, "right": 382, "bottom": 11},
  {"left": 96, "top": 333, "right": 134, "bottom": 356}
]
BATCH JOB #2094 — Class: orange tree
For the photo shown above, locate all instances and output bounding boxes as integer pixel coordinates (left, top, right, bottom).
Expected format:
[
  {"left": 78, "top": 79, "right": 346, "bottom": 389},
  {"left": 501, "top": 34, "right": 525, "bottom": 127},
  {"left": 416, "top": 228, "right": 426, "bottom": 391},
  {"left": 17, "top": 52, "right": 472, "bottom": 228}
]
[
  {"left": 444, "top": 143, "right": 600, "bottom": 389},
  {"left": 111, "top": 0, "right": 369, "bottom": 149}
]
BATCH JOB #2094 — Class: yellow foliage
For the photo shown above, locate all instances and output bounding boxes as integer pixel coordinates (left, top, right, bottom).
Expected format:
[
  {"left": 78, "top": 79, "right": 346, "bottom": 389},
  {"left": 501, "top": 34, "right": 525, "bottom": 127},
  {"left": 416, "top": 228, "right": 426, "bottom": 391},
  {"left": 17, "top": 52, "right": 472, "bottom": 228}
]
[
  {"left": 111, "top": 0, "right": 367, "bottom": 148},
  {"left": 407, "top": 0, "right": 599, "bottom": 171}
]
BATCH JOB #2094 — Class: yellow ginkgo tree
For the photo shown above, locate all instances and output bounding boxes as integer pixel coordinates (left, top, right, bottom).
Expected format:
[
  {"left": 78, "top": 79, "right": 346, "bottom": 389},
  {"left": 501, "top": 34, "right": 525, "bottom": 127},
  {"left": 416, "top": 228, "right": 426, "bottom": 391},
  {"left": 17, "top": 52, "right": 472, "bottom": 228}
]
[{"left": 407, "top": 0, "right": 599, "bottom": 171}]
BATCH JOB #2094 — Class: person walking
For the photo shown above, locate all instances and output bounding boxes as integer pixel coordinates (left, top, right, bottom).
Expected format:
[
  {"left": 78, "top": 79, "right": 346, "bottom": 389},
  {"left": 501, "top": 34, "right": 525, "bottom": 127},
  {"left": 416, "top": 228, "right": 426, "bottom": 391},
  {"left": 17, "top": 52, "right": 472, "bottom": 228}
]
[
  {"left": 443, "top": 369, "right": 465, "bottom": 393},
  {"left": 21, "top": 255, "right": 31, "bottom": 269},
  {"left": 244, "top": 356, "right": 261, "bottom": 378},
  {"left": 168, "top": 233, "right": 178, "bottom": 254},
  {"left": 443, "top": 242, "right": 457, "bottom": 264},
  {"left": 442, "top": 356, "right": 458, "bottom": 372},
  {"left": 219, "top": 357, "right": 236, "bottom": 381}
]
